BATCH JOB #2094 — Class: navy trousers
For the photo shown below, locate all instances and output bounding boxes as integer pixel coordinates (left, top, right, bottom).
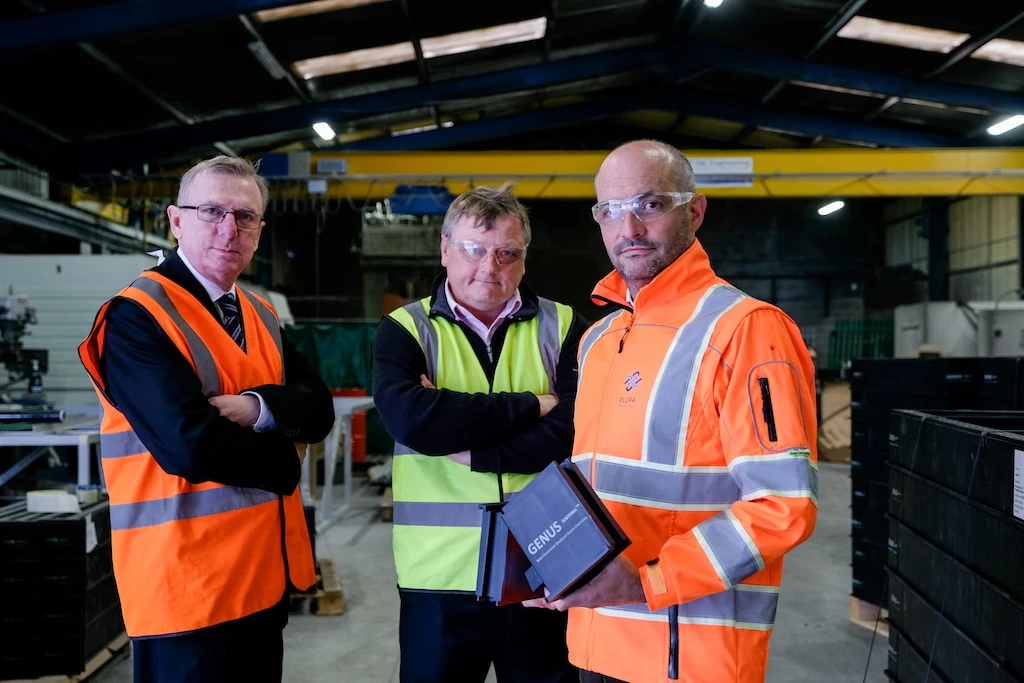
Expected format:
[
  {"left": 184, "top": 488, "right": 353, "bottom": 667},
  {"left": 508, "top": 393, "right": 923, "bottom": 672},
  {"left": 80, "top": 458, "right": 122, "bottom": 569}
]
[
  {"left": 132, "top": 594, "right": 289, "bottom": 683},
  {"left": 399, "top": 589, "right": 578, "bottom": 683}
]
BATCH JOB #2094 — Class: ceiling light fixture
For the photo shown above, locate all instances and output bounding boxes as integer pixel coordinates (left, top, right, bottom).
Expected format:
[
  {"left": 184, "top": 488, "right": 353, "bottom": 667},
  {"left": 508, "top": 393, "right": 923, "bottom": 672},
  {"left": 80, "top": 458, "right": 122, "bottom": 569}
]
[
  {"left": 312, "top": 122, "right": 336, "bottom": 141},
  {"left": 818, "top": 200, "right": 845, "bottom": 216},
  {"left": 986, "top": 114, "right": 1024, "bottom": 136},
  {"left": 703, "top": 0, "right": 724, "bottom": 7}
]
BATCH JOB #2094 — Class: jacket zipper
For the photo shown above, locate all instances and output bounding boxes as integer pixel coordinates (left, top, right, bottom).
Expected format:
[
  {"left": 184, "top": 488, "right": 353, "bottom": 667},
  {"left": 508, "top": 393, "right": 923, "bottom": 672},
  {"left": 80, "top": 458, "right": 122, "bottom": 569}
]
[
  {"left": 758, "top": 377, "right": 778, "bottom": 442},
  {"left": 618, "top": 326, "right": 631, "bottom": 353},
  {"left": 668, "top": 605, "right": 679, "bottom": 680}
]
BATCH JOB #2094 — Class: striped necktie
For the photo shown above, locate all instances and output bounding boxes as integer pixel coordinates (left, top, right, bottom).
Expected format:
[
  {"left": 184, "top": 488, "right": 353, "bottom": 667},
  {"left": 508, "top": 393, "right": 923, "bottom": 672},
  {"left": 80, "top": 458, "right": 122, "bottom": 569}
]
[{"left": 217, "top": 293, "right": 245, "bottom": 351}]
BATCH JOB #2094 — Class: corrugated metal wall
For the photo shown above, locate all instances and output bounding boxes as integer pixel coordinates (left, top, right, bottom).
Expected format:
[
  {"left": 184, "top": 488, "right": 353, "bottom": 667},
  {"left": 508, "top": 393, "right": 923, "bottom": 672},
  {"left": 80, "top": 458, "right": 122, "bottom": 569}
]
[
  {"left": 884, "top": 198, "right": 928, "bottom": 272},
  {"left": 948, "top": 196, "right": 1019, "bottom": 301},
  {"left": 884, "top": 197, "right": 1021, "bottom": 302}
]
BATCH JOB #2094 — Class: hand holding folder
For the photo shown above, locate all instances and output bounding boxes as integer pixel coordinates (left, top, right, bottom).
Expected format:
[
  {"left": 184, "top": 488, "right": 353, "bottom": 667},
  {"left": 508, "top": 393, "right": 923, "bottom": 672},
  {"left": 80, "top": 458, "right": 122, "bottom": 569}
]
[{"left": 476, "top": 459, "right": 631, "bottom": 607}]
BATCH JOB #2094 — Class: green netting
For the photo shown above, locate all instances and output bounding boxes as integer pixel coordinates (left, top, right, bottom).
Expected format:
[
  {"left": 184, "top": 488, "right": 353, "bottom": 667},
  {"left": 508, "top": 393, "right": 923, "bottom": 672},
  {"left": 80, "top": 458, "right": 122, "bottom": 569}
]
[
  {"left": 284, "top": 322, "right": 395, "bottom": 455},
  {"left": 284, "top": 322, "right": 376, "bottom": 391}
]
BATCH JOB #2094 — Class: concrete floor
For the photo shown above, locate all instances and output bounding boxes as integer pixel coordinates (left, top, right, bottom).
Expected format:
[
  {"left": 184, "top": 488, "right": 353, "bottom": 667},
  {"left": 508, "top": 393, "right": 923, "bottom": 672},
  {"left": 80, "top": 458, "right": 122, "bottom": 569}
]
[{"left": 95, "top": 461, "right": 887, "bottom": 682}]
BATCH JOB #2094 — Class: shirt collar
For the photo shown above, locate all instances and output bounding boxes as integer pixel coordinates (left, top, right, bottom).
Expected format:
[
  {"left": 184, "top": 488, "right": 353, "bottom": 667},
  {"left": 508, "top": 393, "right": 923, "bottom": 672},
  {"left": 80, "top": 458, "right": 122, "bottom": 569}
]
[
  {"left": 444, "top": 279, "right": 522, "bottom": 326},
  {"left": 177, "top": 248, "right": 236, "bottom": 303}
]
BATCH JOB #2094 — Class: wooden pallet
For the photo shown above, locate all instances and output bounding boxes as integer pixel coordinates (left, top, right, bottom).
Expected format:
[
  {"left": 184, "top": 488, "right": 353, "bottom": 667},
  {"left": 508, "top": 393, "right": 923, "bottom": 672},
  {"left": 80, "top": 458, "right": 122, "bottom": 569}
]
[
  {"left": 849, "top": 595, "right": 889, "bottom": 638},
  {"left": 290, "top": 557, "right": 345, "bottom": 616},
  {"left": 380, "top": 487, "right": 393, "bottom": 523},
  {"left": 5, "top": 632, "right": 130, "bottom": 683}
]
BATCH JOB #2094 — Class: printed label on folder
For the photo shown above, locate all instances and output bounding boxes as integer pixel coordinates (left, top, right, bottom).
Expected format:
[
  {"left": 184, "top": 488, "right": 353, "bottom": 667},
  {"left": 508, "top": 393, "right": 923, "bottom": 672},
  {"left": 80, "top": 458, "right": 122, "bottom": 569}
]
[{"left": 1014, "top": 449, "right": 1024, "bottom": 522}]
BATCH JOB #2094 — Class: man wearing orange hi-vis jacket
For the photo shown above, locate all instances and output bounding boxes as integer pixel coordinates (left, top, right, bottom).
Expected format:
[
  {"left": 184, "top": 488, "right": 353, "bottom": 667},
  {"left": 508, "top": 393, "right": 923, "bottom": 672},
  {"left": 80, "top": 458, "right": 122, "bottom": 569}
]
[
  {"left": 79, "top": 156, "right": 334, "bottom": 683},
  {"left": 525, "top": 139, "right": 819, "bottom": 683}
]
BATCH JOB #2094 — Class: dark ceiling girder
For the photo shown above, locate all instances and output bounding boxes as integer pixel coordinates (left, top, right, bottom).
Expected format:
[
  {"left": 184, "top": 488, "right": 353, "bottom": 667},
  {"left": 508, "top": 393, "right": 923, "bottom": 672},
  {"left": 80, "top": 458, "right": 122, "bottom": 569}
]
[
  {"left": 62, "top": 39, "right": 1022, "bottom": 171},
  {"left": 0, "top": 0, "right": 316, "bottom": 52},
  {"left": 335, "top": 91, "right": 960, "bottom": 151},
  {"left": 863, "top": 9, "right": 1024, "bottom": 121},
  {"left": 73, "top": 44, "right": 667, "bottom": 170},
  {"left": 683, "top": 42, "right": 1024, "bottom": 114}
]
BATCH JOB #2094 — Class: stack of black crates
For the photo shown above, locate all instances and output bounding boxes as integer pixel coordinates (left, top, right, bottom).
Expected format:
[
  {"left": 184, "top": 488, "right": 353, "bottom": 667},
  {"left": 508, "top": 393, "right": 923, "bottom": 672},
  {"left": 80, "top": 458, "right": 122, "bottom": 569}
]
[
  {"left": 886, "top": 409, "right": 1024, "bottom": 683},
  {"left": 848, "top": 358, "right": 1024, "bottom": 609},
  {"left": 0, "top": 499, "right": 124, "bottom": 679}
]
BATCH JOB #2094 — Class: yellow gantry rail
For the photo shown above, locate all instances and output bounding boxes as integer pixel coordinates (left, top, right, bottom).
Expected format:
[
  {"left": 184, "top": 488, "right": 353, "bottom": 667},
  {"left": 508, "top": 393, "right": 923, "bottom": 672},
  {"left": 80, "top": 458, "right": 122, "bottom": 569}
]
[{"left": 111, "top": 148, "right": 1024, "bottom": 201}]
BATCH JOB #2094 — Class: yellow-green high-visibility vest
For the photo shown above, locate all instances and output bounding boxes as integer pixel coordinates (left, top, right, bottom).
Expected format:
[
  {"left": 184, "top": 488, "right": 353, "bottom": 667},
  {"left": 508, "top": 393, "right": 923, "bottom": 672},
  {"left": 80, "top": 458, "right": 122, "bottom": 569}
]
[{"left": 388, "top": 295, "right": 574, "bottom": 592}]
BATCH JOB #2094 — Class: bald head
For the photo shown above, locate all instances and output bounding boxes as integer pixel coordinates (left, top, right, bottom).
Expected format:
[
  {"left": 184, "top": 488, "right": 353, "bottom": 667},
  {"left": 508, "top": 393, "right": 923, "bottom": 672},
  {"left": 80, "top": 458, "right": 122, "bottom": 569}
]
[
  {"left": 593, "top": 139, "right": 708, "bottom": 297},
  {"left": 596, "top": 140, "right": 696, "bottom": 195}
]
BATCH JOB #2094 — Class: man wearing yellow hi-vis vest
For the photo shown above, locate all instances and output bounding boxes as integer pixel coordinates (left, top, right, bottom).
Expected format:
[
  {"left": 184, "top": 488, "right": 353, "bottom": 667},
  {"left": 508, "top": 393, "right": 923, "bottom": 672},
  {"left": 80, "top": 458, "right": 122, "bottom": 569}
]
[{"left": 372, "top": 184, "right": 588, "bottom": 683}]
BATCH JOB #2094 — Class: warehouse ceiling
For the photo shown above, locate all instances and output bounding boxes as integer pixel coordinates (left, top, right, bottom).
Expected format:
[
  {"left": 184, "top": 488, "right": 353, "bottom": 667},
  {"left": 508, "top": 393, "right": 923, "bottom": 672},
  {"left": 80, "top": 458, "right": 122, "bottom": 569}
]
[{"left": 3, "top": 0, "right": 1024, "bottom": 178}]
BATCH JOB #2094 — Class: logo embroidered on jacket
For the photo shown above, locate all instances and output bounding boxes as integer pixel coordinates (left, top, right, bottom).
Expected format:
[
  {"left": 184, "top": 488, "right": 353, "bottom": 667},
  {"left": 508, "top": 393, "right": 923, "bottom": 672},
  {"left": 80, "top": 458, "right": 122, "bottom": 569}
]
[{"left": 625, "top": 371, "right": 641, "bottom": 392}]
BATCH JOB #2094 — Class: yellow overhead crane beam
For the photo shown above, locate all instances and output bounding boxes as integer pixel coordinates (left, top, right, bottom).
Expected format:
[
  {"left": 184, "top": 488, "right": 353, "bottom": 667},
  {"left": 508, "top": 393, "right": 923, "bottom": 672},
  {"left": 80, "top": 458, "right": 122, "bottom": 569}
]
[{"left": 113, "top": 148, "right": 1024, "bottom": 202}]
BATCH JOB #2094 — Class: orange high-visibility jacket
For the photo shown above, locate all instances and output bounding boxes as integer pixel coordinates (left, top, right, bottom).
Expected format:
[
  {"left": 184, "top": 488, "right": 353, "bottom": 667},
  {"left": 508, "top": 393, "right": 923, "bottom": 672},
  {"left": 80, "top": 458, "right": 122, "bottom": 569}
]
[
  {"left": 79, "top": 271, "right": 315, "bottom": 638},
  {"left": 567, "top": 240, "right": 818, "bottom": 683}
]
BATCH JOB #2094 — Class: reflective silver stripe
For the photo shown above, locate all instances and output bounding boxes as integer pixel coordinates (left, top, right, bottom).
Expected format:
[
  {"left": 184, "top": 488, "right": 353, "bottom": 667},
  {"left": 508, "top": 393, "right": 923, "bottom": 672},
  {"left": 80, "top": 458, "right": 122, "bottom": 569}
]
[
  {"left": 643, "top": 285, "right": 744, "bottom": 466},
  {"left": 101, "top": 430, "right": 147, "bottom": 459},
  {"left": 393, "top": 501, "right": 484, "bottom": 528},
  {"left": 577, "top": 313, "right": 619, "bottom": 392},
  {"left": 129, "top": 277, "right": 222, "bottom": 397},
  {"left": 693, "top": 509, "right": 765, "bottom": 589},
  {"left": 596, "top": 585, "right": 778, "bottom": 630},
  {"left": 536, "top": 297, "right": 560, "bottom": 389},
  {"left": 109, "top": 487, "right": 278, "bottom": 531},
  {"left": 242, "top": 288, "right": 284, "bottom": 379},
  {"left": 592, "top": 457, "right": 739, "bottom": 510},
  {"left": 731, "top": 451, "right": 819, "bottom": 503},
  {"left": 404, "top": 301, "right": 438, "bottom": 384},
  {"left": 571, "top": 455, "right": 594, "bottom": 484}
]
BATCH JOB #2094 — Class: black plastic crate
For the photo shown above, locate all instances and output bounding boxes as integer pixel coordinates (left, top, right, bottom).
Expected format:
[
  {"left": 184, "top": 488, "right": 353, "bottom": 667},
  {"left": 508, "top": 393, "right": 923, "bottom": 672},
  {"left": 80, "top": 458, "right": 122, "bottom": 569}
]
[
  {"left": 888, "top": 572, "right": 1017, "bottom": 683},
  {"left": 944, "top": 358, "right": 1023, "bottom": 401},
  {"left": 853, "top": 479, "right": 889, "bottom": 516},
  {"left": 889, "top": 466, "right": 1024, "bottom": 600},
  {"left": 888, "top": 519, "right": 1024, "bottom": 680},
  {"left": 849, "top": 359, "right": 949, "bottom": 396},
  {"left": 851, "top": 508, "right": 889, "bottom": 545},
  {"left": 0, "top": 501, "right": 123, "bottom": 679},
  {"left": 890, "top": 410, "right": 1024, "bottom": 519},
  {"left": 851, "top": 448, "right": 891, "bottom": 483},
  {"left": 887, "top": 624, "right": 951, "bottom": 683},
  {"left": 852, "top": 556, "right": 888, "bottom": 606}
]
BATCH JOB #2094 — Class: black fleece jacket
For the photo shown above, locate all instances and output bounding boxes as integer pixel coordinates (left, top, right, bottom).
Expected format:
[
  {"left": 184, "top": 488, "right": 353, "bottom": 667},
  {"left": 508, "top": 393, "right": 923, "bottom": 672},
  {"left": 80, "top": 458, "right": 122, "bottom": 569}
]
[{"left": 371, "top": 275, "right": 589, "bottom": 475}]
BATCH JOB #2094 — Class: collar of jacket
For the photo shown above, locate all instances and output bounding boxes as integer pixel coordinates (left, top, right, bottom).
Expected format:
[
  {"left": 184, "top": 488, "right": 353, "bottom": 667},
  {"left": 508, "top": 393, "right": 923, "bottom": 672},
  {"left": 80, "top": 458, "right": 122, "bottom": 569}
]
[
  {"left": 425, "top": 271, "right": 541, "bottom": 324},
  {"left": 590, "top": 238, "right": 718, "bottom": 313}
]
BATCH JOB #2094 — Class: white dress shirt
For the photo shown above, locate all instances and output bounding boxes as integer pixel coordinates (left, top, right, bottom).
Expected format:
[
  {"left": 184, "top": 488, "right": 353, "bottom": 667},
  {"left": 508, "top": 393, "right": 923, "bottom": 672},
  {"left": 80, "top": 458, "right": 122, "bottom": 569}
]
[{"left": 177, "top": 248, "right": 275, "bottom": 432}]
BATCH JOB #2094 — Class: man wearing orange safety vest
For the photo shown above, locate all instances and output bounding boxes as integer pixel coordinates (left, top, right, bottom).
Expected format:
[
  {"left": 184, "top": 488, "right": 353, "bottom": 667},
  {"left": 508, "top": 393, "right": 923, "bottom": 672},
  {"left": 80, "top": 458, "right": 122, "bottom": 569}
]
[
  {"left": 79, "top": 156, "right": 335, "bottom": 683},
  {"left": 525, "top": 140, "right": 819, "bottom": 683}
]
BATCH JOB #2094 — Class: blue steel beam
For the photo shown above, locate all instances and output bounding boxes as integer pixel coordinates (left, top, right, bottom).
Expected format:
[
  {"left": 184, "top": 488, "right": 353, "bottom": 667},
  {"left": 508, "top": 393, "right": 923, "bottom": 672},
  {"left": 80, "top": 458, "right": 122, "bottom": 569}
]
[
  {"left": 72, "top": 45, "right": 666, "bottom": 171},
  {"left": 336, "top": 98, "right": 642, "bottom": 151},
  {"left": 0, "top": 0, "right": 315, "bottom": 52},
  {"left": 680, "top": 42, "right": 1024, "bottom": 114},
  {"left": 335, "top": 91, "right": 960, "bottom": 151}
]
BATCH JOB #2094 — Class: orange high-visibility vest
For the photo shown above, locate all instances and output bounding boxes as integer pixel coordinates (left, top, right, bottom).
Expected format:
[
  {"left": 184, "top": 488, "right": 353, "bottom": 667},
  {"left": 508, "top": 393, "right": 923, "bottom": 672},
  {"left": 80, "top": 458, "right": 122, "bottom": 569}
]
[
  {"left": 567, "top": 240, "right": 818, "bottom": 683},
  {"left": 79, "top": 271, "right": 315, "bottom": 638}
]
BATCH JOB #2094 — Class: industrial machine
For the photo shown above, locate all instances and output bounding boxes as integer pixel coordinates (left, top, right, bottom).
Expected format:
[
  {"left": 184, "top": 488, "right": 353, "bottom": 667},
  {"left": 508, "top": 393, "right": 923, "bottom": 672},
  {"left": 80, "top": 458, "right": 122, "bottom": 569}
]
[
  {"left": 359, "top": 185, "right": 454, "bottom": 320},
  {"left": 0, "top": 292, "right": 59, "bottom": 423}
]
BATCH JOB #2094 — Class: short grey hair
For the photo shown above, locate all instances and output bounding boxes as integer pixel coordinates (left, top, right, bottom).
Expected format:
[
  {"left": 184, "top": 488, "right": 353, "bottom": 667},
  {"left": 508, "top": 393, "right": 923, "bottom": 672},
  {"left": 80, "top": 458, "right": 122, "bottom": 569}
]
[
  {"left": 177, "top": 155, "right": 270, "bottom": 212},
  {"left": 602, "top": 139, "right": 697, "bottom": 193},
  {"left": 441, "top": 182, "right": 531, "bottom": 244}
]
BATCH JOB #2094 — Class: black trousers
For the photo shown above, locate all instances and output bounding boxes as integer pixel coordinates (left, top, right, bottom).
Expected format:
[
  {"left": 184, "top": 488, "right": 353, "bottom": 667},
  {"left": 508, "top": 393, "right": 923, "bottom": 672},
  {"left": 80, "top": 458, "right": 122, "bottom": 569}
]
[
  {"left": 399, "top": 589, "right": 578, "bottom": 683},
  {"left": 579, "top": 672, "right": 628, "bottom": 683},
  {"left": 132, "top": 595, "right": 290, "bottom": 683}
]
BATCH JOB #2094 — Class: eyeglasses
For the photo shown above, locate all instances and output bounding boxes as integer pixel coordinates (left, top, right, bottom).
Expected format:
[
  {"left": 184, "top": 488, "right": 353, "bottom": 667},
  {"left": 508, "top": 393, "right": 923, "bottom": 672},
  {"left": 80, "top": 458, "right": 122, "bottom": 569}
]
[
  {"left": 447, "top": 239, "right": 528, "bottom": 266},
  {"left": 178, "top": 204, "right": 264, "bottom": 231},
  {"left": 591, "top": 191, "right": 695, "bottom": 227}
]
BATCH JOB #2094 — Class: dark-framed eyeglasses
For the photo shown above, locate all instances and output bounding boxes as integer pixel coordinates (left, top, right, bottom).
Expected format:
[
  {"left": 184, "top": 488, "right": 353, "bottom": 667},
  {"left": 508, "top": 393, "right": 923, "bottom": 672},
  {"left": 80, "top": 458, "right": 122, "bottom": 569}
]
[
  {"left": 447, "top": 239, "right": 528, "bottom": 266},
  {"left": 591, "top": 191, "right": 695, "bottom": 227},
  {"left": 178, "top": 204, "right": 264, "bottom": 231}
]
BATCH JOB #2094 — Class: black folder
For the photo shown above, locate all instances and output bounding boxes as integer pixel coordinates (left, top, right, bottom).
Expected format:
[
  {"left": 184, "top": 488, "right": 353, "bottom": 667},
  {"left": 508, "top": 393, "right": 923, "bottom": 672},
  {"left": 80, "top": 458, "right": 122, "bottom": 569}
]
[{"left": 500, "top": 459, "right": 631, "bottom": 603}]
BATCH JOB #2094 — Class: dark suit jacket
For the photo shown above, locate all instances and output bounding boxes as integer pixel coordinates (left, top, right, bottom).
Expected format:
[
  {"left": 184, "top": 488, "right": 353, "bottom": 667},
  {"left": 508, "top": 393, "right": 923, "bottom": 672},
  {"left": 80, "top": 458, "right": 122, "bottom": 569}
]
[{"left": 100, "top": 249, "right": 335, "bottom": 494}]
